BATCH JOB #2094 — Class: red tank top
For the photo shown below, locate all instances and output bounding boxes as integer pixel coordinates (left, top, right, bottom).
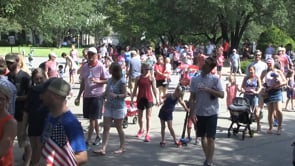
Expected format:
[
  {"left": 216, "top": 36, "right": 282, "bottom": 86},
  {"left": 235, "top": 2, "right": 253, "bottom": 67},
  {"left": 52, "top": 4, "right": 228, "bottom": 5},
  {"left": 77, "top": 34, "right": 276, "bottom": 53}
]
[
  {"left": 0, "top": 115, "right": 14, "bottom": 166},
  {"left": 137, "top": 75, "right": 153, "bottom": 103}
]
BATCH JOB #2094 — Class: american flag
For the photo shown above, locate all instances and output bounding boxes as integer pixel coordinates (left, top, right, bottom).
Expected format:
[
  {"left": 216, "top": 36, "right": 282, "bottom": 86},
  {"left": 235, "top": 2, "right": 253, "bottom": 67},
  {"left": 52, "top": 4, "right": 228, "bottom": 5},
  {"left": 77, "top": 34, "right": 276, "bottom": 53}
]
[{"left": 41, "top": 121, "right": 77, "bottom": 166}]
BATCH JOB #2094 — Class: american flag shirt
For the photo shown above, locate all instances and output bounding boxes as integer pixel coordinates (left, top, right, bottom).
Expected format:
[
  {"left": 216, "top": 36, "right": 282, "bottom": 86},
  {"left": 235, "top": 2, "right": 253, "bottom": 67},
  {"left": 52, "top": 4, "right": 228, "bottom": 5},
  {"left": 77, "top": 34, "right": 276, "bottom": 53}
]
[{"left": 41, "top": 111, "right": 85, "bottom": 166}]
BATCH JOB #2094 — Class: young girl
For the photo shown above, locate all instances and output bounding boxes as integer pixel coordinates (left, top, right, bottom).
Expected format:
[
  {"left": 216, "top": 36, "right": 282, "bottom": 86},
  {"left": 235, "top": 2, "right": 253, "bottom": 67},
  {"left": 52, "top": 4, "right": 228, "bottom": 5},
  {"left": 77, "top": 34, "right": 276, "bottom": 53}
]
[
  {"left": 163, "top": 57, "right": 172, "bottom": 85},
  {"left": 158, "top": 85, "right": 189, "bottom": 147},
  {"left": 216, "top": 52, "right": 224, "bottom": 78},
  {"left": 285, "top": 69, "right": 294, "bottom": 110},
  {"left": 226, "top": 75, "right": 239, "bottom": 108}
]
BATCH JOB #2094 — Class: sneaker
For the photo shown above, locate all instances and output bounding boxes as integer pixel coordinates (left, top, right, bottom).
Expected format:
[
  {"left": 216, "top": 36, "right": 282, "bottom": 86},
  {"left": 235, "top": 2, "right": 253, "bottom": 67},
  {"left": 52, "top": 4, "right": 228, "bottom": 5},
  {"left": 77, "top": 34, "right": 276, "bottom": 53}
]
[
  {"left": 194, "top": 139, "right": 200, "bottom": 145},
  {"left": 92, "top": 136, "right": 102, "bottom": 145},
  {"left": 136, "top": 130, "right": 145, "bottom": 138},
  {"left": 186, "top": 137, "right": 192, "bottom": 142},
  {"left": 144, "top": 134, "right": 151, "bottom": 142},
  {"left": 203, "top": 160, "right": 213, "bottom": 166}
]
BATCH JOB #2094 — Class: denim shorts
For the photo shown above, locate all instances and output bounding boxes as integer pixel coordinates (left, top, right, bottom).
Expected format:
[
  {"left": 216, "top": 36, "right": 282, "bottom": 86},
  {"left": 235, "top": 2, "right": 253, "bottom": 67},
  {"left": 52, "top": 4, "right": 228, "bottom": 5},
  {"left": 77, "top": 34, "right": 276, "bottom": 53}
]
[
  {"left": 104, "top": 107, "right": 126, "bottom": 119},
  {"left": 244, "top": 94, "right": 258, "bottom": 107}
]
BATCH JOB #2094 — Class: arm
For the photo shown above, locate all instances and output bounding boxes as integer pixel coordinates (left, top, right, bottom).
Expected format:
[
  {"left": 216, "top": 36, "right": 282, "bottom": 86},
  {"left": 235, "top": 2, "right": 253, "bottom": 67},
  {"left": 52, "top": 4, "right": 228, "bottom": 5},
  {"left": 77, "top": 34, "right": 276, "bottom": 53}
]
[
  {"left": 151, "top": 76, "right": 159, "bottom": 105},
  {"left": 75, "top": 151, "right": 88, "bottom": 166},
  {"left": 75, "top": 79, "right": 85, "bottom": 102},
  {"left": 240, "top": 77, "right": 247, "bottom": 93},
  {"left": 188, "top": 92, "right": 197, "bottom": 124},
  {"left": 130, "top": 77, "right": 139, "bottom": 103},
  {"left": 0, "top": 119, "right": 17, "bottom": 157},
  {"left": 202, "top": 87, "right": 225, "bottom": 98},
  {"left": 178, "top": 98, "right": 189, "bottom": 112},
  {"left": 117, "top": 82, "right": 127, "bottom": 99}
]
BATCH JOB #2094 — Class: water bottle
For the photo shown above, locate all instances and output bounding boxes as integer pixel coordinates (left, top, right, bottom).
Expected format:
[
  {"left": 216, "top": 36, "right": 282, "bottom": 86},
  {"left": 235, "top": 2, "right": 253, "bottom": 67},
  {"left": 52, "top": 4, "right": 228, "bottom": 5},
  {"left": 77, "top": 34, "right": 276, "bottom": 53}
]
[{"left": 88, "top": 70, "right": 93, "bottom": 85}]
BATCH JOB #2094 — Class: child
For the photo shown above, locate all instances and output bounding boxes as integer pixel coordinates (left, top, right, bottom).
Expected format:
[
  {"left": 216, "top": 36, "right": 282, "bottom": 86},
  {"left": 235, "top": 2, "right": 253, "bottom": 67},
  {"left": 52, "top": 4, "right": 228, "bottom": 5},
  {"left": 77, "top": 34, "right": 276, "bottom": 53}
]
[
  {"left": 226, "top": 75, "right": 238, "bottom": 108},
  {"left": 285, "top": 70, "right": 294, "bottom": 110},
  {"left": 158, "top": 85, "right": 189, "bottom": 147},
  {"left": 163, "top": 57, "right": 172, "bottom": 84},
  {"left": 186, "top": 100, "right": 199, "bottom": 145},
  {"left": 58, "top": 65, "right": 64, "bottom": 78},
  {"left": 216, "top": 52, "right": 224, "bottom": 78}
]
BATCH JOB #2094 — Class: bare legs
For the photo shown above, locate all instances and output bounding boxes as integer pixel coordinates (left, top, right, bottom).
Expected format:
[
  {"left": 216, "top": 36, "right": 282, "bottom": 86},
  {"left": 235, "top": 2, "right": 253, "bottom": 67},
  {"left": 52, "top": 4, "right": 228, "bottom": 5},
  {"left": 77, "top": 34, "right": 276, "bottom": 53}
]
[
  {"left": 267, "top": 102, "right": 283, "bottom": 134},
  {"left": 98, "top": 117, "right": 125, "bottom": 154},
  {"left": 160, "top": 120, "right": 177, "bottom": 144},
  {"left": 86, "top": 119, "right": 100, "bottom": 144},
  {"left": 201, "top": 137, "right": 215, "bottom": 165}
]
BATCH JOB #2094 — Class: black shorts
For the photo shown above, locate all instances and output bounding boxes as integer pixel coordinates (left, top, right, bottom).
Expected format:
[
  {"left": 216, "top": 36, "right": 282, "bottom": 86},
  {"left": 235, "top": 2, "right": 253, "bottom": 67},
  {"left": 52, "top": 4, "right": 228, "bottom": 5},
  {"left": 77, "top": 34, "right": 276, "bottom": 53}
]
[
  {"left": 196, "top": 114, "right": 218, "bottom": 139},
  {"left": 137, "top": 98, "right": 153, "bottom": 110},
  {"left": 83, "top": 97, "right": 104, "bottom": 120},
  {"left": 156, "top": 80, "right": 166, "bottom": 88}
]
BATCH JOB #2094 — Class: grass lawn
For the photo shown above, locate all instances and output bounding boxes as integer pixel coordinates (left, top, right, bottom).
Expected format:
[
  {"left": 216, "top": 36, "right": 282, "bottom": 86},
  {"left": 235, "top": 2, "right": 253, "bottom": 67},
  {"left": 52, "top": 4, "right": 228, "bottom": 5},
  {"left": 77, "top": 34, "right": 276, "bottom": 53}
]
[{"left": 0, "top": 46, "right": 84, "bottom": 57}]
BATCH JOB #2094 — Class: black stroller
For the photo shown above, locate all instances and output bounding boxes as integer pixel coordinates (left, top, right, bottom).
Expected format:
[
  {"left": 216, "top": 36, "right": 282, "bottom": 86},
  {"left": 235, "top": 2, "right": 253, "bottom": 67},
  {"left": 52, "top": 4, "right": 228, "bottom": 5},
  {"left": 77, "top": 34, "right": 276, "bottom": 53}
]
[{"left": 227, "top": 97, "right": 254, "bottom": 140}]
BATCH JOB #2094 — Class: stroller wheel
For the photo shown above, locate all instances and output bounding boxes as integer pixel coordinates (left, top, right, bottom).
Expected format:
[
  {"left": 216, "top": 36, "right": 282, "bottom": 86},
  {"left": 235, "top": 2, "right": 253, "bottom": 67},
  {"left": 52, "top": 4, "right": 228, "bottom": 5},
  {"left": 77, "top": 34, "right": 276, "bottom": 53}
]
[
  {"left": 227, "top": 132, "right": 231, "bottom": 138},
  {"left": 133, "top": 116, "right": 138, "bottom": 124},
  {"left": 123, "top": 118, "right": 128, "bottom": 128}
]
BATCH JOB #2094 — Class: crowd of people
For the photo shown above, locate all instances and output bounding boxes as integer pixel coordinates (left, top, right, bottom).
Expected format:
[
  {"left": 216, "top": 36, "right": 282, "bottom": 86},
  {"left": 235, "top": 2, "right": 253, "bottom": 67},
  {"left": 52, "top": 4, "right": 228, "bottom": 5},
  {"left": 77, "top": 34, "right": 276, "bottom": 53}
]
[{"left": 0, "top": 40, "right": 293, "bottom": 166}]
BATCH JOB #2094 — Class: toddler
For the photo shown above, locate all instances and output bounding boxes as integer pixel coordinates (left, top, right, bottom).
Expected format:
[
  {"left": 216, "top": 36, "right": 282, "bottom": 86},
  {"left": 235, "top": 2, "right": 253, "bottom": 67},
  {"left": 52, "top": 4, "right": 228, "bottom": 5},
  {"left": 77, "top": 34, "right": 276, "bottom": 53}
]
[{"left": 163, "top": 57, "right": 172, "bottom": 85}]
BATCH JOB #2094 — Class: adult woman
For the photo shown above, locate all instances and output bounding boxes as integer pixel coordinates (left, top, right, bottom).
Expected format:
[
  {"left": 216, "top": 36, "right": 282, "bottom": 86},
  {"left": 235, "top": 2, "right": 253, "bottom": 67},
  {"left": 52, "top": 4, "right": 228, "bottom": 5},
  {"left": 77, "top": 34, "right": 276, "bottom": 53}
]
[
  {"left": 260, "top": 58, "right": 286, "bottom": 135},
  {"left": 0, "top": 84, "right": 17, "bottom": 166},
  {"left": 241, "top": 65, "right": 262, "bottom": 132},
  {"left": 154, "top": 56, "right": 167, "bottom": 103},
  {"left": 93, "top": 62, "right": 127, "bottom": 155},
  {"left": 22, "top": 68, "right": 49, "bottom": 165},
  {"left": 131, "top": 63, "right": 159, "bottom": 142}
]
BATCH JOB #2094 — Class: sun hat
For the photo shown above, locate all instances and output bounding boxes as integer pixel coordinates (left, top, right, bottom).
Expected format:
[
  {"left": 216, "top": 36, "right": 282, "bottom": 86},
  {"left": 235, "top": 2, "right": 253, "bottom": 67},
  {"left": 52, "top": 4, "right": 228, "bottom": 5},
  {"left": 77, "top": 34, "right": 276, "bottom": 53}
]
[
  {"left": 47, "top": 78, "right": 71, "bottom": 97},
  {"left": 49, "top": 52, "right": 57, "bottom": 58},
  {"left": 88, "top": 47, "right": 98, "bottom": 54}
]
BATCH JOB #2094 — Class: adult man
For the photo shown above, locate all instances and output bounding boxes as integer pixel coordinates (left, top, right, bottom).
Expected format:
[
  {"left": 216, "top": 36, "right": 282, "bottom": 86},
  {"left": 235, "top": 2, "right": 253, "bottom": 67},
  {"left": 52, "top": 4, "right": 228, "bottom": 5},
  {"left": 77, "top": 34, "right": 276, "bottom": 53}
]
[
  {"left": 265, "top": 43, "right": 275, "bottom": 60},
  {"left": 40, "top": 78, "right": 87, "bottom": 165},
  {"left": 246, "top": 50, "right": 268, "bottom": 77},
  {"left": 5, "top": 53, "right": 31, "bottom": 166},
  {"left": 44, "top": 52, "right": 59, "bottom": 78},
  {"left": 189, "top": 57, "right": 224, "bottom": 166},
  {"left": 0, "top": 56, "right": 16, "bottom": 115},
  {"left": 75, "top": 47, "right": 109, "bottom": 146},
  {"left": 229, "top": 49, "right": 240, "bottom": 75},
  {"left": 128, "top": 50, "right": 141, "bottom": 94}
]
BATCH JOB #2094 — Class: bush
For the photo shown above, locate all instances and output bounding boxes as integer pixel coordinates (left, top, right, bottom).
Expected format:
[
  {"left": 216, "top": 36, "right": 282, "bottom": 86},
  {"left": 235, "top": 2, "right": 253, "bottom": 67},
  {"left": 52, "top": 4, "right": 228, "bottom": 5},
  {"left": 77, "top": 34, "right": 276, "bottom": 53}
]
[
  {"left": 240, "top": 59, "right": 252, "bottom": 74},
  {"left": 257, "top": 25, "right": 295, "bottom": 54}
]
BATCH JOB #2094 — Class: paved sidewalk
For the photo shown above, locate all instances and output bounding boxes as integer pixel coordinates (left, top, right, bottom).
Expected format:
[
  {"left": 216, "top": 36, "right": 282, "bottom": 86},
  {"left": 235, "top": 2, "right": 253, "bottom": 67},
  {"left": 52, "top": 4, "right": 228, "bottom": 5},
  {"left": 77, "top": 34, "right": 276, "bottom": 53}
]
[{"left": 12, "top": 58, "right": 295, "bottom": 166}]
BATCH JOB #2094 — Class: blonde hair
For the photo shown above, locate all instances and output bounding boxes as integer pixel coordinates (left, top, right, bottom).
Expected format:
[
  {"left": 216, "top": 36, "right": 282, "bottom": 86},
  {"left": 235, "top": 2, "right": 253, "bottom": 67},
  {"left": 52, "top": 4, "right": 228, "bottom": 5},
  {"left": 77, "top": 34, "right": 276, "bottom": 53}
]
[
  {"left": 175, "top": 85, "right": 185, "bottom": 100},
  {"left": 18, "top": 53, "right": 30, "bottom": 74},
  {"left": 228, "top": 74, "right": 236, "bottom": 84}
]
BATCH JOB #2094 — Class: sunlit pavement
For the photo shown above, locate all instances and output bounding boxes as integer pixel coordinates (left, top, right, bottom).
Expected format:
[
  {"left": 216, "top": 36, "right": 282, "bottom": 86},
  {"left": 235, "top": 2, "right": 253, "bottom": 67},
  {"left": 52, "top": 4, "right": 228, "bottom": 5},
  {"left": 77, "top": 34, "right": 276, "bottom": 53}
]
[{"left": 13, "top": 57, "right": 295, "bottom": 166}]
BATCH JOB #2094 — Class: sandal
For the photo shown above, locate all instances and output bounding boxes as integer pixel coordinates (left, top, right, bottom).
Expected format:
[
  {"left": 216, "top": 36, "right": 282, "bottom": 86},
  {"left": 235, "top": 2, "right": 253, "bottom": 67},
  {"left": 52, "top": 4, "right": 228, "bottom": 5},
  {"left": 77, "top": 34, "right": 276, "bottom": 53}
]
[
  {"left": 276, "top": 127, "right": 282, "bottom": 135},
  {"left": 93, "top": 149, "right": 106, "bottom": 155},
  {"left": 113, "top": 148, "right": 125, "bottom": 154},
  {"left": 267, "top": 129, "right": 273, "bottom": 134},
  {"left": 175, "top": 141, "right": 182, "bottom": 148},
  {"left": 160, "top": 142, "right": 166, "bottom": 147}
]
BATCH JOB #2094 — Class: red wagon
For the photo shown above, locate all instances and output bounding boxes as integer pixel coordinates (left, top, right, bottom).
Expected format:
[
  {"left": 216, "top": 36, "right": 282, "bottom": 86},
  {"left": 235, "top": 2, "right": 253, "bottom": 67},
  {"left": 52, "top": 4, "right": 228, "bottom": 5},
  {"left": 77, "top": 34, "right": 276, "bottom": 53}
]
[{"left": 123, "top": 100, "right": 138, "bottom": 128}]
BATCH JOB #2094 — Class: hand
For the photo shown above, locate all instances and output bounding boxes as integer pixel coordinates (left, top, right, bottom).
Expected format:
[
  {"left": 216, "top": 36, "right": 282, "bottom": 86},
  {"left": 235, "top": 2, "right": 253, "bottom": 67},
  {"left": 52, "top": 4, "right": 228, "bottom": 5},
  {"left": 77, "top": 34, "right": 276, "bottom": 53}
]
[{"left": 189, "top": 112, "right": 197, "bottom": 124}]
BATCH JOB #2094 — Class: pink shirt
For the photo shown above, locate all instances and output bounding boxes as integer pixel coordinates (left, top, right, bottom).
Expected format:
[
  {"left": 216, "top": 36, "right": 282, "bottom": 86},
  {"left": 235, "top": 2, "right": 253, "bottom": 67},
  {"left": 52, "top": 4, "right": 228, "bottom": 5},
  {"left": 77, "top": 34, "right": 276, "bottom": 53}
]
[
  {"left": 217, "top": 55, "right": 224, "bottom": 66},
  {"left": 45, "top": 60, "right": 58, "bottom": 78},
  {"left": 80, "top": 61, "right": 110, "bottom": 97},
  {"left": 226, "top": 83, "right": 238, "bottom": 107},
  {"left": 154, "top": 63, "right": 166, "bottom": 80}
]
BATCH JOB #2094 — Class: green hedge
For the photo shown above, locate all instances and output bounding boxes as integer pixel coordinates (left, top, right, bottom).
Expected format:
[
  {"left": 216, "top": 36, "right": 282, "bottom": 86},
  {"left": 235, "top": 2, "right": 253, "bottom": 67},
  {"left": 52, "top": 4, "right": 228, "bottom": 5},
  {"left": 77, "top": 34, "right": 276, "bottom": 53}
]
[{"left": 240, "top": 59, "right": 252, "bottom": 73}]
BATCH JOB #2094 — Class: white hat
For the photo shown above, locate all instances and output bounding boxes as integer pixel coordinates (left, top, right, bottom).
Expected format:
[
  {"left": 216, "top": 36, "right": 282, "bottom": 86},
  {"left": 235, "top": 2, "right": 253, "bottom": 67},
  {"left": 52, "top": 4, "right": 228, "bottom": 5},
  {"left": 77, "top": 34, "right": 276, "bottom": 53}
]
[
  {"left": 88, "top": 47, "right": 97, "bottom": 54},
  {"left": 49, "top": 52, "right": 57, "bottom": 58}
]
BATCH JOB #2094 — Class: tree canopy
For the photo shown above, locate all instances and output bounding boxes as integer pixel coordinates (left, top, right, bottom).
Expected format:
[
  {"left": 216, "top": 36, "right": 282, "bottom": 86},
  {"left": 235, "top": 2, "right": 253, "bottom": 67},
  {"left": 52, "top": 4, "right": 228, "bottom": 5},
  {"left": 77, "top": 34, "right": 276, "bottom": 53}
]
[{"left": 1, "top": 0, "right": 295, "bottom": 49}]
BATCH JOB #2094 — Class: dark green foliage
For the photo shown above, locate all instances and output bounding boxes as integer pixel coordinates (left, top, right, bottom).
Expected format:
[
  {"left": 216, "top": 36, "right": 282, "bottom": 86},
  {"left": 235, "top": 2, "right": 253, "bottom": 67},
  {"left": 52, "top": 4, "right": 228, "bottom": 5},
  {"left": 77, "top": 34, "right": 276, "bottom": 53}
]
[
  {"left": 257, "top": 25, "right": 295, "bottom": 53},
  {"left": 240, "top": 59, "right": 252, "bottom": 74}
]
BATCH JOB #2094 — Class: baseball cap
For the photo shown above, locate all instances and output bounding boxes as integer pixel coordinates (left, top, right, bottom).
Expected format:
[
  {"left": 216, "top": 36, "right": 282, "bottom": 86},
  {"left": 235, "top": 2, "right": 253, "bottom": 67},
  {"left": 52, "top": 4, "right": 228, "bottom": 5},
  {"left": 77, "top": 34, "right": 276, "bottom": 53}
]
[
  {"left": 5, "top": 54, "right": 18, "bottom": 63},
  {"left": 266, "top": 58, "right": 274, "bottom": 64},
  {"left": 47, "top": 78, "right": 71, "bottom": 97},
  {"left": 35, "top": 77, "right": 58, "bottom": 93},
  {"left": 0, "top": 84, "right": 12, "bottom": 100},
  {"left": 88, "top": 47, "right": 97, "bottom": 54}
]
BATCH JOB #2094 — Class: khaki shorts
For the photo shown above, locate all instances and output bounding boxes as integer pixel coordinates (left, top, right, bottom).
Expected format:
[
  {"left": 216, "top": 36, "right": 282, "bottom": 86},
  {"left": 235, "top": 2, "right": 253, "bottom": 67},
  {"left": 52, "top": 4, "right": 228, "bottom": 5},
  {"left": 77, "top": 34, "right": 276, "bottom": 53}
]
[{"left": 128, "top": 78, "right": 137, "bottom": 90}]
